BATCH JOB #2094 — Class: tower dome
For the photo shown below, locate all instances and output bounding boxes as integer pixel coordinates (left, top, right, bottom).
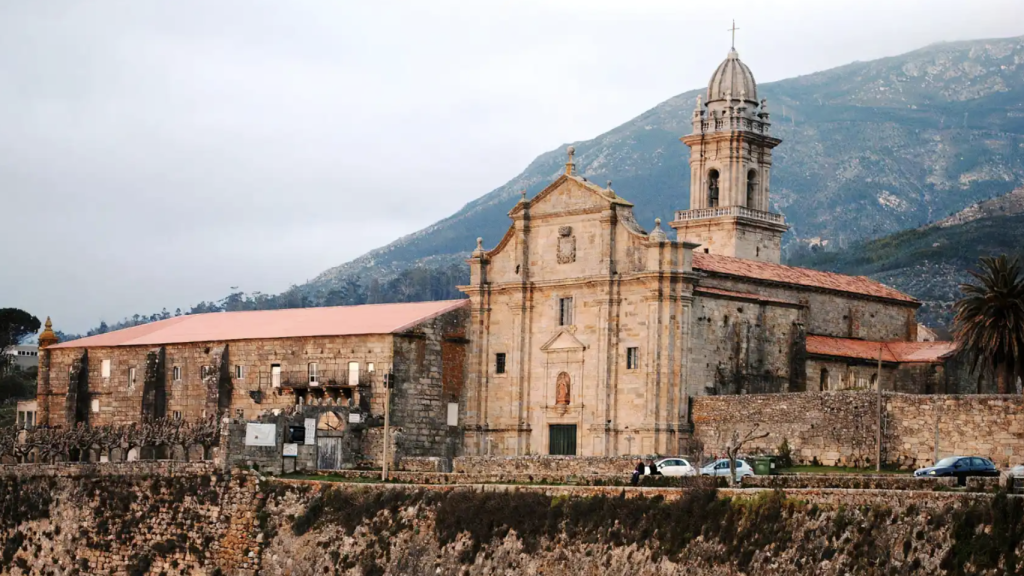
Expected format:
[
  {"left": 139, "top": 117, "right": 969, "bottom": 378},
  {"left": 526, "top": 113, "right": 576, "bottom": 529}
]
[{"left": 706, "top": 48, "right": 757, "bottom": 104}]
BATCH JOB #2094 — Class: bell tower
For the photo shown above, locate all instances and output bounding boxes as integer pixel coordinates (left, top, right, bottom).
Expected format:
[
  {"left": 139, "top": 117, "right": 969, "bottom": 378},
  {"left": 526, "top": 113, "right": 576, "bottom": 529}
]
[{"left": 670, "top": 40, "right": 788, "bottom": 263}]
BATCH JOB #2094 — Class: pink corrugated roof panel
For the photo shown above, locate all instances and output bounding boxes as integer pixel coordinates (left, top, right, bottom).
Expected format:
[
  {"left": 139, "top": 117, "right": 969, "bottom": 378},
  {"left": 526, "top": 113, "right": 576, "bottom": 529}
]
[{"left": 50, "top": 300, "right": 469, "bottom": 349}]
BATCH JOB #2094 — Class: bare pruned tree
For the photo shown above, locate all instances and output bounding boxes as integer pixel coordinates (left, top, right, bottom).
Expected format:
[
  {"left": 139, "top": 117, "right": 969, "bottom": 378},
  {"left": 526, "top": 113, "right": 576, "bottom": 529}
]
[{"left": 724, "top": 424, "right": 769, "bottom": 485}]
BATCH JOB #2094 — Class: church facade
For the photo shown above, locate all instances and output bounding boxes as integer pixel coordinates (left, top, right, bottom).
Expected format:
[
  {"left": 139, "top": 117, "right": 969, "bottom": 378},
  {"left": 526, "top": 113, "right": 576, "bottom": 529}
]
[{"left": 458, "top": 47, "right": 947, "bottom": 457}]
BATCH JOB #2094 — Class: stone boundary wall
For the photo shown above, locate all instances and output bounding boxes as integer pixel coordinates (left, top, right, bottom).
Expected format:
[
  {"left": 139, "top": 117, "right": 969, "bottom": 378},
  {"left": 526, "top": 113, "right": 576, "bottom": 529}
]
[
  {"left": 692, "top": 391, "right": 1024, "bottom": 469},
  {"left": 742, "top": 473, "right": 959, "bottom": 491},
  {"left": 397, "top": 456, "right": 451, "bottom": 473},
  {"left": 0, "top": 460, "right": 216, "bottom": 479},
  {"left": 300, "top": 469, "right": 721, "bottom": 488},
  {"left": 453, "top": 455, "right": 647, "bottom": 475}
]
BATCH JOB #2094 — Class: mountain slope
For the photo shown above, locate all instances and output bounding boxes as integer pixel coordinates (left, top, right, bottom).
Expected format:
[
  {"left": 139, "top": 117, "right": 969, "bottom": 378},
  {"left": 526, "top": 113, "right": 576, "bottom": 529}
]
[
  {"left": 307, "top": 35, "right": 1024, "bottom": 293},
  {"left": 789, "top": 187, "right": 1024, "bottom": 327}
]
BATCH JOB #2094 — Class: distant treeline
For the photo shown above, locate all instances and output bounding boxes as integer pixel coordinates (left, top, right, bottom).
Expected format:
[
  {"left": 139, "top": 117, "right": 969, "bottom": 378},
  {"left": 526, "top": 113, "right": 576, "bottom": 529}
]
[{"left": 73, "top": 263, "right": 469, "bottom": 341}]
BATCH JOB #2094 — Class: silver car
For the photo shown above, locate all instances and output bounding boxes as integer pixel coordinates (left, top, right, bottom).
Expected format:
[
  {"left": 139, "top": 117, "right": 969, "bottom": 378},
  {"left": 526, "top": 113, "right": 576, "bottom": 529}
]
[{"left": 700, "top": 458, "right": 755, "bottom": 480}]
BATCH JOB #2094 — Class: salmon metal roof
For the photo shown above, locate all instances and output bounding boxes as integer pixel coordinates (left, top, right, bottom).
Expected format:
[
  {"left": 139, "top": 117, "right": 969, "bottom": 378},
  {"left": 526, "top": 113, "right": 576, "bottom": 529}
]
[
  {"left": 50, "top": 300, "right": 469, "bottom": 349},
  {"left": 692, "top": 253, "right": 917, "bottom": 304},
  {"left": 806, "top": 335, "right": 956, "bottom": 363}
]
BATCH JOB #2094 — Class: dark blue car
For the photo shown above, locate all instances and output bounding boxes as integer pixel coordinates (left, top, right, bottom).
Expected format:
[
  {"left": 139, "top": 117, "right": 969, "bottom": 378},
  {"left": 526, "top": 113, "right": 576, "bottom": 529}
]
[{"left": 914, "top": 456, "right": 999, "bottom": 485}]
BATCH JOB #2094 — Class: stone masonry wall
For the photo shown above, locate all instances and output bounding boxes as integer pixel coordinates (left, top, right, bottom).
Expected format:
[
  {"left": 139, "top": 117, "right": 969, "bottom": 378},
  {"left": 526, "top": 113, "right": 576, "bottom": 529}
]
[
  {"left": 5, "top": 465, "right": 1024, "bottom": 575},
  {"left": 692, "top": 391, "right": 1024, "bottom": 469},
  {"left": 0, "top": 463, "right": 263, "bottom": 575}
]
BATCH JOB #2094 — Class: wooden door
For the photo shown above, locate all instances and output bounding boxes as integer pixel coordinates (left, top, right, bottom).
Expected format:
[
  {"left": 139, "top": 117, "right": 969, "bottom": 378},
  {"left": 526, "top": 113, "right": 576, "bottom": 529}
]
[
  {"left": 317, "top": 437, "right": 345, "bottom": 470},
  {"left": 549, "top": 424, "right": 577, "bottom": 456}
]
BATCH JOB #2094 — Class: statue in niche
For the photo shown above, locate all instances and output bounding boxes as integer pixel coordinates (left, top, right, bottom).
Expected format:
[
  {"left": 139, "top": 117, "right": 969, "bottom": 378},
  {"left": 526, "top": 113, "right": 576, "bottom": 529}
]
[{"left": 555, "top": 372, "right": 571, "bottom": 405}]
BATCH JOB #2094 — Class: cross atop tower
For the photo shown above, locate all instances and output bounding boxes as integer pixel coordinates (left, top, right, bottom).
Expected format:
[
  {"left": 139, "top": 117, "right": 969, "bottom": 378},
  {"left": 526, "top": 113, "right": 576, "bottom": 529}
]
[{"left": 728, "top": 20, "right": 739, "bottom": 49}]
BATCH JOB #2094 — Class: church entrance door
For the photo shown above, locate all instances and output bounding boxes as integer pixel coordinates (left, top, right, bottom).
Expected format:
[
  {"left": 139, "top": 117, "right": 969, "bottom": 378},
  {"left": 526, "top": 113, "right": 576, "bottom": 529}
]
[{"left": 549, "top": 424, "right": 577, "bottom": 455}]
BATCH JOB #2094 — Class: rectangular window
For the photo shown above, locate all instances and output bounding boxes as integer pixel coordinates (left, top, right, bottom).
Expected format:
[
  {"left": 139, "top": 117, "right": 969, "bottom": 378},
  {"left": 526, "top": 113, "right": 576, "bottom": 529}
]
[
  {"left": 235, "top": 365, "right": 245, "bottom": 379},
  {"left": 101, "top": 359, "right": 111, "bottom": 378},
  {"left": 201, "top": 365, "right": 214, "bottom": 379},
  {"left": 347, "top": 362, "right": 359, "bottom": 386},
  {"left": 558, "top": 297, "right": 574, "bottom": 326},
  {"left": 367, "top": 362, "right": 375, "bottom": 373},
  {"left": 128, "top": 368, "right": 137, "bottom": 387},
  {"left": 271, "top": 364, "right": 281, "bottom": 388},
  {"left": 308, "top": 362, "right": 319, "bottom": 384},
  {"left": 91, "top": 399, "right": 100, "bottom": 413},
  {"left": 172, "top": 366, "right": 181, "bottom": 382},
  {"left": 626, "top": 347, "right": 639, "bottom": 370},
  {"left": 495, "top": 353, "right": 507, "bottom": 374}
]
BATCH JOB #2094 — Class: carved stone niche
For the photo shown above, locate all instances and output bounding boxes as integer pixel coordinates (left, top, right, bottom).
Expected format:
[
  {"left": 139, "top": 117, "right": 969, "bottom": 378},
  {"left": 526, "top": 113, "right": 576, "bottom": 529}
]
[{"left": 557, "top": 226, "right": 576, "bottom": 264}]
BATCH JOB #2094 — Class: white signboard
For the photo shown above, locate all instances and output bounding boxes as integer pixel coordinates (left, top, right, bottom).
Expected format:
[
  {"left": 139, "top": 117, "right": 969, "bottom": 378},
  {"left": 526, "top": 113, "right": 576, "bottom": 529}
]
[
  {"left": 348, "top": 412, "right": 362, "bottom": 424},
  {"left": 245, "top": 423, "right": 277, "bottom": 447},
  {"left": 304, "top": 418, "right": 316, "bottom": 444},
  {"left": 282, "top": 443, "right": 298, "bottom": 457},
  {"left": 447, "top": 403, "right": 459, "bottom": 426}
]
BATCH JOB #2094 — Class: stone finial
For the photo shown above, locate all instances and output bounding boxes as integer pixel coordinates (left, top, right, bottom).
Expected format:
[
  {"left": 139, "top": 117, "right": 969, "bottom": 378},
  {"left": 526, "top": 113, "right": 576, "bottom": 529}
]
[
  {"left": 38, "top": 316, "right": 59, "bottom": 349},
  {"left": 649, "top": 218, "right": 667, "bottom": 243},
  {"left": 740, "top": 88, "right": 747, "bottom": 102},
  {"left": 696, "top": 95, "right": 702, "bottom": 109},
  {"left": 565, "top": 146, "right": 576, "bottom": 176},
  {"left": 472, "top": 237, "right": 485, "bottom": 258},
  {"left": 760, "top": 97, "right": 768, "bottom": 112},
  {"left": 520, "top": 189, "right": 527, "bottom": 203}
]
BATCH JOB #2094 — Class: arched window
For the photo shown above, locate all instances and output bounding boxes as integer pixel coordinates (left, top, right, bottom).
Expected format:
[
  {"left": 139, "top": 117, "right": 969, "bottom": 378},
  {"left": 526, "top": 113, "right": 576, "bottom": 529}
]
[
  {"left": 708, "top": 169, "right": 720, "bottom": 208},
  {"left": 746, "top": 169, "right": 758, "bottom": 209},
  {"left": 819, "top": 368, "right": 829, "bottom": 392}
]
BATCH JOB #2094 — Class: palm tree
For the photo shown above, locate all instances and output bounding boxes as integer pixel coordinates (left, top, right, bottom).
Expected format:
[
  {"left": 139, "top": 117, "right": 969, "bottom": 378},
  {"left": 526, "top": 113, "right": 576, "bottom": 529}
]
[{"left": 953, "top": 255, "right": 1024, "bottom": 394}]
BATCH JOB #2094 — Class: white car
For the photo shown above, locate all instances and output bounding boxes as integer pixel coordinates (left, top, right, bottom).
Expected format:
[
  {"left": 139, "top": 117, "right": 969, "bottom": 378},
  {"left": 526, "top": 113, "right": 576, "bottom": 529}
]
[
  {"left": 655, "top": 457, "right": 697, "bottom": 477},
  {"left": 700, "top": 458, "right": 755, "bottom": 480}
]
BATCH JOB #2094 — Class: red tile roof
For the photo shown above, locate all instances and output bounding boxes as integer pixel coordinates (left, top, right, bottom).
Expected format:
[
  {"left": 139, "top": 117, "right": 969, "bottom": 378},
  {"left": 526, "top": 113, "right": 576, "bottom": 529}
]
[
  {"left": 50, "top": 300, "right": 469, "bottom": 349},
  {"left": 806, "top": 335, "right": 956, "bottom": 363},
  {"left": 694, "top": 286, "right": 800, "bottom": 306},
  {"left": 692, "top": 253, "right": 917, "bottom": 304}
]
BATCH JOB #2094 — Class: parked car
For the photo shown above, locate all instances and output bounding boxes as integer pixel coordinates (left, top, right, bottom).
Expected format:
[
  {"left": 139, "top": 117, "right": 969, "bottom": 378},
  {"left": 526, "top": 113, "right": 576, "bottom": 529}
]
[
  {"left": 1009, "top": 464, "right": 1024, "bottom": 479},
  {"left": 655, "top": 458, "right": 697, "bottom": 477},
  {"left": 700, "top": 458, "right": 754, "bottom": 480},
  {"left": 914, "top": 456, "right": 999, "bottom": 485}
]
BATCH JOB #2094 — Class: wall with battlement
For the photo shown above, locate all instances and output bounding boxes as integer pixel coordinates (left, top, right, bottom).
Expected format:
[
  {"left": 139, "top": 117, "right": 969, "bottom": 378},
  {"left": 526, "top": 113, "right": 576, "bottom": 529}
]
[{"left": 692, "top": 391, "right": 1024, "bottom": 469}]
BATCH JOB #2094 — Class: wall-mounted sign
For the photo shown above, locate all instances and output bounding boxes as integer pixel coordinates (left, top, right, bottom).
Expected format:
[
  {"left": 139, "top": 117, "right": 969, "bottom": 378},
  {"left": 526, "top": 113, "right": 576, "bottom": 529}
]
[
  {"left": 348, "top": 412, "right": 362, "bottom": 424},
  {"left": 244, "top": 423, "right": 276, "bottom": 447},
  {"left": 304, "top": 418, "right": 316, "bottom": 444},
  {"left": 447, "top": 403, "right": 459, "bottom": 426},
  {"left": 283, "top": 443, "right": 298, "bottom": 457}
]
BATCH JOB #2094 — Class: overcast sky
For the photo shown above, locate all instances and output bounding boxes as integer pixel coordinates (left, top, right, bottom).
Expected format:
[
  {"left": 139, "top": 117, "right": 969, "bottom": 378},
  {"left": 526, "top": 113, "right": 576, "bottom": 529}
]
[{"left": 2, "top": 0, "right": 1022, "bottom": 335}]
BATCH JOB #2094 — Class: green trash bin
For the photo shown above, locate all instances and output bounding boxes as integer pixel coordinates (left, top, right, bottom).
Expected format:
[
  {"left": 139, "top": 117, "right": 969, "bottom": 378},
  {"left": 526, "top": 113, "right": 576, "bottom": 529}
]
[{"left": 752, "top": 457, "right": 771, "bottom": 476}]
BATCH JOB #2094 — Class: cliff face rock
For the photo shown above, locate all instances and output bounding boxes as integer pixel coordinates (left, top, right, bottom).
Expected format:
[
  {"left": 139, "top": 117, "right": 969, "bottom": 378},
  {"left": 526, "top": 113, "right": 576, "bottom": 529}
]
[
  {"left": 3, "top": 466, "right": 1024, "bottom": 576},
  {"left": 306, "top": 35, "right": 1024, "bottom": 295},
  {"left": 260, "top": 484, "right": 1015, "bottom": 576}
]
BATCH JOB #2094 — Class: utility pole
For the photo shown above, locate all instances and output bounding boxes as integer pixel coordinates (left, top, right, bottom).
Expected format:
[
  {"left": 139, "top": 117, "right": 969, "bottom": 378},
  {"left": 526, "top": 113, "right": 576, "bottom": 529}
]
[
  {"left": 876, "top": 344, "right": 884, "bottom": 472},
  {"left": 934, "top": 399, "right": 941, "bottom": 465},
  {"left": 381, "top": 372, "right": 392, "bottom": 481}
]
